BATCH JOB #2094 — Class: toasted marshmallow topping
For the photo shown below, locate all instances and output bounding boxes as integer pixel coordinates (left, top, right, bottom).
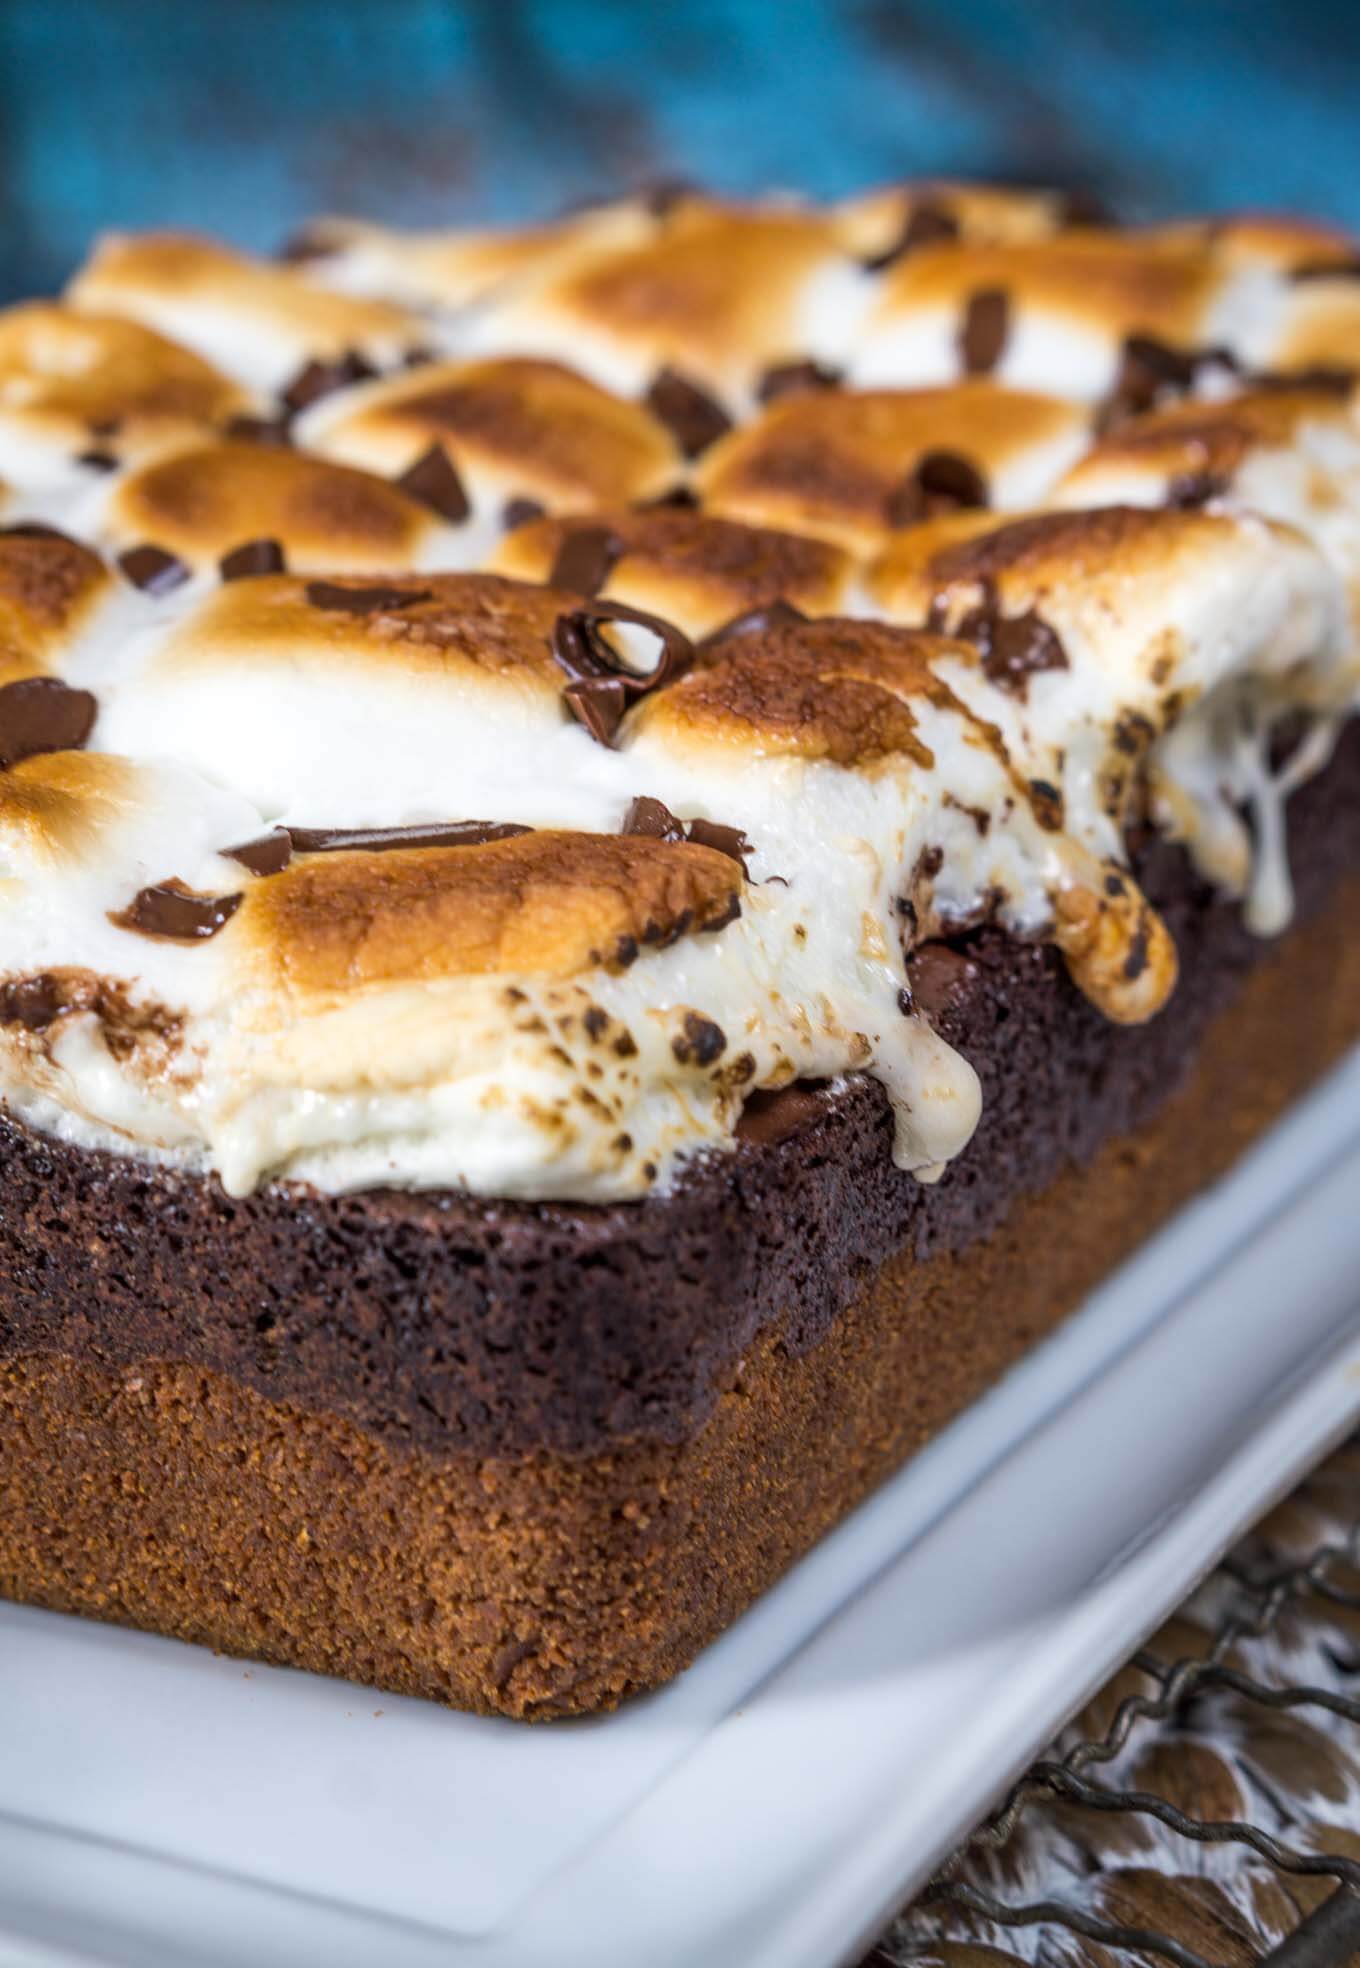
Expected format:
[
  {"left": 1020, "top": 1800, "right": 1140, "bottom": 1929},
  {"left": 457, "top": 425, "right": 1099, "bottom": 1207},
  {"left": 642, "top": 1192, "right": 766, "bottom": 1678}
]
[{"left": 2, "top": 185, "right": 1358, "bottom": 1201}]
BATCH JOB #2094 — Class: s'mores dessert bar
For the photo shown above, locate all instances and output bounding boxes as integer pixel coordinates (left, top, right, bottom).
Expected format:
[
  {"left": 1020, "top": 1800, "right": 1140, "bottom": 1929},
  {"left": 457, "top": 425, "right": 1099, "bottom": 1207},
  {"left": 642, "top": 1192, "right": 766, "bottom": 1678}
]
[{"left": 2, "top": 184, "right": 1359, "bottom": 1719}]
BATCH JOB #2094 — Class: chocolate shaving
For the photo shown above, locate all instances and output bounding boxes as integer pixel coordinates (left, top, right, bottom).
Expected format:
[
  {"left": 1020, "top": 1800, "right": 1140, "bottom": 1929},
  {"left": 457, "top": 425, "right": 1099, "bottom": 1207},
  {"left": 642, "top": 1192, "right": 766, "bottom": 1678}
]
[
  {"left": 502, "top": 495, "right": 546, "bottom": 531},
  {"left": 755, "top": 359, "right": 843, "bottom": 404},
  {"left": 221, "top": 830, "right": 294, "bottom": 876},
  {"left": 959, "top": 288, "right": 1009, "bottom": 375},
  {"left": 117, "top": 544, "right": 191, "bottom": 596},
  {"left": 396, "top": 442, "right": 471, "bottom": 523},
  {"left": 548, "top": 524, "right": 623, "bottom": 596},
  {"left": 645, "top": 367, "right": 733, "bottom": 458},
  {"left": 109, "top": 878, "right": 242, "bottom": 942},
  {"left": 287, "top": 820, "right": 532, "bottom": 855},
  {"left": 884, "top": 449, "right": 989, "bottom": 528},
  {"left": 861, "top": 200, "right": 960, "bottom": 273},
  {"left": 696, "top": 597, "right": 807, "bottom": 653},
  {"left": 0, "top": 677, "right": 98, "bottom": 769},
  {"left": 552, "top": 601, "right": 694, "bottom": 746},
  {"left": 952, "top": 580, "right": 1069, "bottom": 696},
  {"left": 623, "top": 794, "right": 752, "bottom": 871},
  {"left": 1166, "top": 468, "right": 1231, "bottom": 509},
  {"left": 219, "top": 538, "right": 286, "bottom": 581},
  {"left": 304, "top": 579, "right": 432, "bottom": 615},
  {"left": 281, "top": 350, "right": 377, "bottom": 415}
]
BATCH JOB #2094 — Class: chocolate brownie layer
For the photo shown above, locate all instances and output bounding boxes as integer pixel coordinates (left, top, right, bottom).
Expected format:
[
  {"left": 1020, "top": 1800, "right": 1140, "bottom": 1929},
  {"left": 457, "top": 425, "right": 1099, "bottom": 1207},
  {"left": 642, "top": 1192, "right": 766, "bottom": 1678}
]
[
  {"left": 4, "top": 722, "right": 1359, "bottom": 1463},
  {"left": 5, "top": 859, "right": 1360, "bottom": 1718}
]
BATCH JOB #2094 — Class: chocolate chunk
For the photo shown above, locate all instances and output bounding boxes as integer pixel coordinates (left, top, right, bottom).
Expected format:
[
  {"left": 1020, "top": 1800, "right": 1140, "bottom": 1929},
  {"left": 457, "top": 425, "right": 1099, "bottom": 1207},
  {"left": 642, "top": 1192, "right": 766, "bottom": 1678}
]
[
  {"left": 671, "top": 1012, "right": 726, "bottom": 1067},
  {"left": 959, "top": 288, "right": 1009, "bottom": 375},
  {"left": 552, "top": 601, "right": 694, "bottom": 747},
  {"left": 1166, "top": 469, "right": 1231, "bottom": 509},
  {"left": 861, "top": 200, "right": 960, "bottom": 273},
  {"left": 224, "top": 412, "right": 293, "bottom": 447},
  {"left": 76, "top": 448, "right": 118, "bottom": 473},
  {"left": 280, "top": 350, "right": 377, "bottom": 416},
  {"left": 685, "top": 817, "right": 753, "bottom": 871},
  {"left": 623, "top": 796, "right": 752, "bottom": 871},
  {"left": 286, "top": 820, "right": 532, "bottom": 855},
  {"left": 396, "top": 442, "right": 471, "bottom": 523},
  {"left": 734, "top": 1081, "right": 828, "bottom": 1146},
  {"left": 0, "top": 677, "right": 98, "bottom": 769},
  {"left": 0, "top": 974, "right": 67, "bottom": 1031},
  {"left": 109, "top": 879, "right": 243, "bottom": 942},
  {"left": 696, "top": 597, "right": 807, "bottom": 652},
  {"left": 884, "top": 449, "right": 989, "bottom": 528},
  {"left": 502, "top": 495, "right": 546, "bottom": 530},
  {"left": 645, "top": 367, "right": 733, "bottom": 458},
  {"left": 221, "top": 830, "right": 294, "bottom": 876},
  {"left": 904, "top": 942, "right": 980, "bottom": 1020},
  {"left": 304, "top": 579, "right": 432, "bottom": 615},
  {"left": 219, "top": 538, "right": 287, "bottom": 582},
  {"left": 622, "top": 795, "right": 687, "bottom": 843},
  {"left": 953, "top": 581, "right": 1068, "bottom": 696},
  {"left": 116, "top": 544, "right": 191, "bottom": 596},
  {"left": 755, "top": 359, "right": 843, "bottom": 404},
  {"left": 549, "top": 524, "right": 623, "bottom": 596}
]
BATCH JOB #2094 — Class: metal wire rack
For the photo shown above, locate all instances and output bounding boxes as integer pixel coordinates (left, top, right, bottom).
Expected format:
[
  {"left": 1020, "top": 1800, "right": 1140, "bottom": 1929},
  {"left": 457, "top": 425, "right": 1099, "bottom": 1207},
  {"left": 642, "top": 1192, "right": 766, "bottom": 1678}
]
[{"left": 865, "top": 1436, "right": 1360, "bottom": 1968}]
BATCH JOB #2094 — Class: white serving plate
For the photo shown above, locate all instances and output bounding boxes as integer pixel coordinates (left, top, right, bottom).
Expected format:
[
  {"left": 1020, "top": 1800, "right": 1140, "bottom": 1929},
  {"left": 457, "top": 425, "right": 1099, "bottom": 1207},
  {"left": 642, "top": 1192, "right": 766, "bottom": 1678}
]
[{"left": 3, "top": 1046, "right": 1360, "bottom": 1968}]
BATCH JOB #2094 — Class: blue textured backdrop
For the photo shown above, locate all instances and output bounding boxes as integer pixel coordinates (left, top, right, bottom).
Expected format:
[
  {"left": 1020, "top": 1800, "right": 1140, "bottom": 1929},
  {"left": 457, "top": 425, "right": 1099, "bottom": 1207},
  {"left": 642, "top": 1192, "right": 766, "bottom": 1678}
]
[{"left": 1, "top": 0, "right": 1358, "bottom": 298}]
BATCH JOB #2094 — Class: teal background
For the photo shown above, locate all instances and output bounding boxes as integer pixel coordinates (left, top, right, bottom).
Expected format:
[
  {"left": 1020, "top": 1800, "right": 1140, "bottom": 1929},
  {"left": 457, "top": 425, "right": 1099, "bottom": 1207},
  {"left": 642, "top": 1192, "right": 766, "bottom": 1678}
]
[{"left": 1, "top": 0, "right": 1357, "bottom": 298}]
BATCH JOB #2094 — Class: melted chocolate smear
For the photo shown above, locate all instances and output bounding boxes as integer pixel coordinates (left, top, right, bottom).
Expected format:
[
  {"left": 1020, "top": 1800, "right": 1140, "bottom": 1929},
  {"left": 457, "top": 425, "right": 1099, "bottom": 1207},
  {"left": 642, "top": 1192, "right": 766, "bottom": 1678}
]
[
  {"left": 959, "top": 288, "right": 1009, "bottom": 374},
  {"left": 954, "top": 580, "right": 1069, "bottom": 696},
  {"left": 637, "top": 483, "right": 699, "bottom": 510},
  {"left": 696, "top": 597, "right": 807, "bottom": 653},
  {"left": 645, "top": 367, "right": 733, "bottom": 458},
  {"left": 0, "top": 973, "right": 68, "bottom": 1031},
  {"left": 0, "top": 521, "right": 82, "bottom": 545},
  {"left": 1166, "top": 468, "right": 1231, "bottom": 509},
  {"left": 884, "top": 449, "right": 989, "bottom": 528},
  {"left": 1290, "top": 257, "right": 1360, "bottom": 284},
  {"left": 397, "top": 442, "right": 471, "bottom": 522},
  {"left": 553, "top": 601, "right": 694, "bottom": 747},
  {"left": 1102, "top": 335, "right": 1238, "bottom": 427},
  {"left": 278, "top": 226, "right": 335, "bottom": 264},
  {"left": 623, "top": 794, "right": 752, "bottom": 871},
  {"left": 281, "top": 349, "right": 378, "bottom": 415},
  {"left": 117, "top": 543, "right": 191, "bottom": 595},
  {"left": 221, "top": 830, "right": 294, "bottom": 876},
  {"left": 304, "top": 579, "right": 432, "bottom": 615},
  {"left": 110, "top": 879, "right": 242, "bottom": 942},
  {"left": 502, "top": 495, "right": 546, "bottom": 531},
  {"left": 861, "top": 200, "right": 960, "bottom": 273},
  {"left": 219, "top": 537, "right": 287, "bottom": 581},
  {"left": 224, "top": 412, "right": 293, "bottom": 447},
  {"left": 755, "top": 358, "right": 843, "bottom": 404},
  {"left": 548, "top": 523, "right": 623, "bottom": 596},
  {"left": 1250, "top": 363, "right": 1355, "bottom": 395},
  {"left": 0, "top": 677, "right": 98, "bottom": 769},
  {"left": 288, "top": 820, "right": 532, "bottom": 855}
]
